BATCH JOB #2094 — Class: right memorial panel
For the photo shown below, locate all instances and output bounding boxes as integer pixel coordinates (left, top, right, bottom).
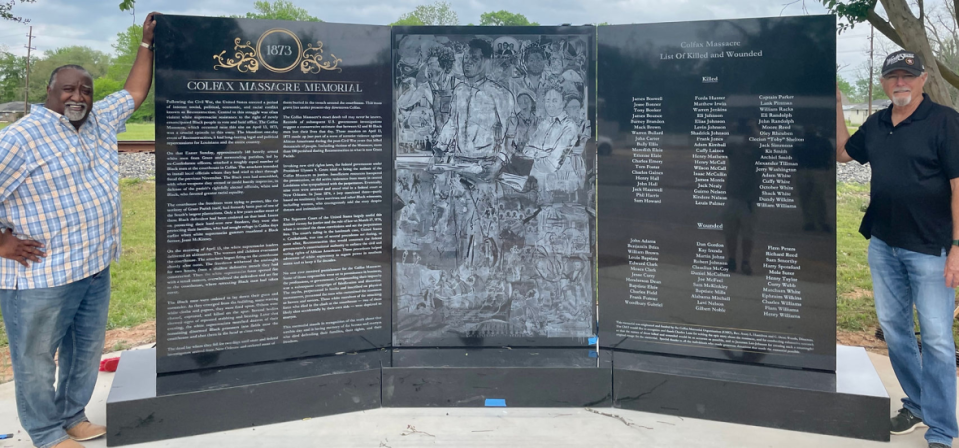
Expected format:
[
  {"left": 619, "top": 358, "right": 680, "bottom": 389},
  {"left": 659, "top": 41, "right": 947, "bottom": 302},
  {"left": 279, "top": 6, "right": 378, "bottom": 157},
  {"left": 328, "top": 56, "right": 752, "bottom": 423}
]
[{"left": 598, "top": 16, "right": 837, "bottom": 371}]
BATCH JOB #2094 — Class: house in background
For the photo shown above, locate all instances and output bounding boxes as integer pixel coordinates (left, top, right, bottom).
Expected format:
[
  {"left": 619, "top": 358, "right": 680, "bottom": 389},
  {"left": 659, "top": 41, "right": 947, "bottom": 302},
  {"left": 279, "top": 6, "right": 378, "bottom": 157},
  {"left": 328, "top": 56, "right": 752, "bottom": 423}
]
[
  {"left": 844, "top": 99, "right": 891, "bottom": 126},
  {"left": 0, "top": 102, "right": 26, "bottom": 123}
]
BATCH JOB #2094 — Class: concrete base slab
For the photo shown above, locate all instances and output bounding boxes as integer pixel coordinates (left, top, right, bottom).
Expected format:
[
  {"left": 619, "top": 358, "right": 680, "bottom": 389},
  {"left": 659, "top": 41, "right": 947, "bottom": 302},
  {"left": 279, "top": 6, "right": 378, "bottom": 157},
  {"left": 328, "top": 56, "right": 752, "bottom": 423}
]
[
  {"left": 105, "top": 348, "right": 388, "bottom": 446},
  {"left": 0, "top": 348, "right": 942, "bottom": 447},
  {"left": 612, "top": 345, "right": 890, "bottom": 441},
  {"left": 382, "top": 347, "right": 612, "bottom": 407}
]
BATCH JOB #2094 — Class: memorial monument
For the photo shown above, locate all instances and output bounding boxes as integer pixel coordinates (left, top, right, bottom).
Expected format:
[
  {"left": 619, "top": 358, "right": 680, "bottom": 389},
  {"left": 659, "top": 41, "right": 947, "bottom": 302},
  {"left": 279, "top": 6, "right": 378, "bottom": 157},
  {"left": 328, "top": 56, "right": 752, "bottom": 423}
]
[{"left": 102, "top": 13, "right": 890, "bottom": 446}]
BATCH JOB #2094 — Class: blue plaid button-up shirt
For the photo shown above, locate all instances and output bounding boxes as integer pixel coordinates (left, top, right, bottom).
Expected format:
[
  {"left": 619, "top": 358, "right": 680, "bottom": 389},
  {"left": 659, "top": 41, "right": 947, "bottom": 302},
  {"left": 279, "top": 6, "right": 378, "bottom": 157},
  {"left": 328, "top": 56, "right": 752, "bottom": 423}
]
[{"left": 0, "top": 90, "right": 135, "bottom": 289}]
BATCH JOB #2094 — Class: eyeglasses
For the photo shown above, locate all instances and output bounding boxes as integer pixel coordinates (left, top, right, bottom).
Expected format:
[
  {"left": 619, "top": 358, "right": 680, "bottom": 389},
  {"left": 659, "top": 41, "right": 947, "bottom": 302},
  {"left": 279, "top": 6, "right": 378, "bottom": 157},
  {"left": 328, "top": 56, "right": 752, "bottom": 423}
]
[{"left": 883, "top": 74, "right": 918, "bottom": 82}]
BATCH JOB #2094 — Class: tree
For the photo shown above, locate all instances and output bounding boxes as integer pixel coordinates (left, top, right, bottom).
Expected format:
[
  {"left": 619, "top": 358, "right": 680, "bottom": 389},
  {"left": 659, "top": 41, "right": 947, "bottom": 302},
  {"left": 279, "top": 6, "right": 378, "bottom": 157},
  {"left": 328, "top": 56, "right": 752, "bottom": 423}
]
[
  {"left": 479, "top": 10, "right": 539, "bottom": 26},
  {"left": 231, "top": 0, "right": 321, "bottom": 22},
  {"left": 837, "top": 74, "right": 856, "bottom": 101},
  {"left": 0, "top": 0, "right": 36, "bottom": 23},
  {"left": 391, "top": 1, "right": 458, "bottom": 26},
  {"left": 823, "top": 0, "right": 954, "bottom": 107},
  {"left": 0, "top": 50, "right": 28, "bottom": 103},
  {"left": 104, "top": 24, "right": 154, "bottom": 121},
  {"left": 391, "top": 15, "right": 425, "bottom": 26}
]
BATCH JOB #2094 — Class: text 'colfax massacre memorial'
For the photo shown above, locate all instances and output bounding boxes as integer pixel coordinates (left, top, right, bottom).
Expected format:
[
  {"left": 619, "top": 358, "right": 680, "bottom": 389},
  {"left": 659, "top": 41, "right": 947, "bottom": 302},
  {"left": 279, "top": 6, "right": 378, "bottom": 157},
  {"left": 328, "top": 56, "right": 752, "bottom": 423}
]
[{"left": 104, "top": 14, "right": 891, "bottom": 447}]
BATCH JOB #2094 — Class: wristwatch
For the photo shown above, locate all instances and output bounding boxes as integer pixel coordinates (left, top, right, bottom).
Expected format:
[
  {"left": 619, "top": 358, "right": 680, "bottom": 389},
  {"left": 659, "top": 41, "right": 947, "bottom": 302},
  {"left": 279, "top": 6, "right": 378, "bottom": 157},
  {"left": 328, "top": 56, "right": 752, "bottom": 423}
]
[
  {"left": 952, "top": 240, "right": 959, "bottom": 246},
  {"left": 140, "top": 42, "right": 154, "bottom": 51}
]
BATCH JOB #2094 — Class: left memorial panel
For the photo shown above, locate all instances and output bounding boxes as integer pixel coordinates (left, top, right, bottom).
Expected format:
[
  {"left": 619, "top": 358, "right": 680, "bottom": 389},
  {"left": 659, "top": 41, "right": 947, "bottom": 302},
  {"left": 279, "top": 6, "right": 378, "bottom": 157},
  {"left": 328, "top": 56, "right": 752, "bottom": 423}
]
[{"left": 154, "top": 15, "right": 393, "bottom": 373}]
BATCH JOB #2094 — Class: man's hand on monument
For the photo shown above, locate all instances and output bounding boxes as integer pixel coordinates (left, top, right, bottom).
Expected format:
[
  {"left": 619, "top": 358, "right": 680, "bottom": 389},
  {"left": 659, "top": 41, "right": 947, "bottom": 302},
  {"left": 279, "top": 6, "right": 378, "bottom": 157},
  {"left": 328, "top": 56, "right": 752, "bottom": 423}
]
[
  {"left": 946, "top": 248, "right": 959, "bottom": 288},
  {"left": 0, "top": 230, "right": 45, "bottom": 267},
  {"left": 142, "top": 12, "right": 160, "bottom": 45}
]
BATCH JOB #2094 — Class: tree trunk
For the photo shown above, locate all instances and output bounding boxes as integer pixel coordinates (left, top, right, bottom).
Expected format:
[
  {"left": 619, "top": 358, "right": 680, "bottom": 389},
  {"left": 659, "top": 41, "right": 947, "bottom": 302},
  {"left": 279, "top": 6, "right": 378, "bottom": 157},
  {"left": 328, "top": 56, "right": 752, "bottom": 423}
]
[{"left": 880, "top": 0, "right": 954, "bottom": 107}]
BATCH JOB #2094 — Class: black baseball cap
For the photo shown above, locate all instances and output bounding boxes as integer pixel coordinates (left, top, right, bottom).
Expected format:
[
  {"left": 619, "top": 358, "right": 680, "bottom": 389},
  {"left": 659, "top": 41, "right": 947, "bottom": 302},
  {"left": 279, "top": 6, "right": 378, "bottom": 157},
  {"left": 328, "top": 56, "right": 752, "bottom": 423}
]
[{"left": 882, "top": 50, "right": 924, "bottom": 77}]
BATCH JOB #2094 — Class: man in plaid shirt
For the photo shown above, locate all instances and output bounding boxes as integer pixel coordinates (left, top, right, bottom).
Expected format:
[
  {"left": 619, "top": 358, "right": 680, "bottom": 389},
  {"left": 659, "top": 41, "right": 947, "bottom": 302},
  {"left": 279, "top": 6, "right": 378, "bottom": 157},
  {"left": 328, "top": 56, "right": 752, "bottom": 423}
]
[{"left": 0, "top": 13, "right": 159, "bottom": 448}]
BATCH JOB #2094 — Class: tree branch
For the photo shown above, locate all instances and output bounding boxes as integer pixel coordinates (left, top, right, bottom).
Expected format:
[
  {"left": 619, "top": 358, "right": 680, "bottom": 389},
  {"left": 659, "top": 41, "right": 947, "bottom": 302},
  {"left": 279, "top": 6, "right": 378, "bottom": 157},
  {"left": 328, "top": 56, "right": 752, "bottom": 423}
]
[
  {"left": 866, "top": 6, "right": 959, "bottom": 90},
  {"left": 918, "top": 0, "right": 925, "bottom": 23},
  {"left": 867, "top": 9, "right": 905, "bottom": 46}
]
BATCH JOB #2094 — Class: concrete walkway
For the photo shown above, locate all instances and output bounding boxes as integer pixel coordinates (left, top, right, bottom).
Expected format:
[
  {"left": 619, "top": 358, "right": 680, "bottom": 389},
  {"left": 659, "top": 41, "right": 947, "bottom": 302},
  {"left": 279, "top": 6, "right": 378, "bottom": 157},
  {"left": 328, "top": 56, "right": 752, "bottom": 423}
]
[{"left": 0, "top": 349, "right": 947, "bottom": 447}]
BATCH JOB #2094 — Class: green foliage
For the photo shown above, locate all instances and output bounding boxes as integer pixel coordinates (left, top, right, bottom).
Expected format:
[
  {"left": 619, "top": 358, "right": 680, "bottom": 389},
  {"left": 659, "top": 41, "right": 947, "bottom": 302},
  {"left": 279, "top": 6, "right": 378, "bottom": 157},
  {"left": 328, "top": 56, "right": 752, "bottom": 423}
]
[
  {"left": 106, "top": 24, "right": 154, "bottom": 122},
  {"left": 392, "top": 15, "right": 426, "bottom": 26},
  {"left": 479, "top": 10, "right": 538, "bottom": 26},
  {"left": 118, "top": 0, "right": 135, "bottom": 11},
  {"left": 0, "top": 50, "right": 28, "bottom": 103},
  {"left": 837, "top": 75, "right": 855, "bottom": 101},
  {"left": 821, "top": 0, "right": 876, "bottom": 32},
  {"left": 392, "top": 1, "right": 458, "bottom": 26},
  {"left": 0, "top": 0, "right": 36, "bottom": 23},
  {"left": 231, "top": 0, "right": 321, "bottom": 22}
]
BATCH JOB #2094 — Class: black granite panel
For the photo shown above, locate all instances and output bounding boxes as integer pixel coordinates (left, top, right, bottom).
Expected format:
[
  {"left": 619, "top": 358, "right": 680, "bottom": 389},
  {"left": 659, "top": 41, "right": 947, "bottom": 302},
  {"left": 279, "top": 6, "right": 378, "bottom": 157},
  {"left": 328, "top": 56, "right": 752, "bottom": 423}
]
[
  {"left": 391, "top": 26, "right": 598, "bottom": 348},
  {"left": 611, "top": 346, "right": 889, "bottom": 441},
  {"left": 157, "top": 349, "right": 390, "bottom": 395},
  {"left": 383, "top": 347, "right": 611, "bottom": 407},
  {"left": 598, "top": 16, "right": 837, "bottom": 371},
  {"left": 107, "top": 349, "right": 384, "bottom": 446},
  {"left": 153, "top": 15, "right": 394, "bottom": 373}
]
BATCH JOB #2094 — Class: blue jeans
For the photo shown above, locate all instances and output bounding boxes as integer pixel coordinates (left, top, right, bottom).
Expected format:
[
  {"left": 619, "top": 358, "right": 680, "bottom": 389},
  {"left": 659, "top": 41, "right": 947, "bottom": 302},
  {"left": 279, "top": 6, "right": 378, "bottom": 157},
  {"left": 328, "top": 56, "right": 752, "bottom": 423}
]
[
  {"left": 869, "top": 238, "right": 958, "bottom": 445},
  {"left": 0, "top": 268, "right": 110, "bottom": 448}
]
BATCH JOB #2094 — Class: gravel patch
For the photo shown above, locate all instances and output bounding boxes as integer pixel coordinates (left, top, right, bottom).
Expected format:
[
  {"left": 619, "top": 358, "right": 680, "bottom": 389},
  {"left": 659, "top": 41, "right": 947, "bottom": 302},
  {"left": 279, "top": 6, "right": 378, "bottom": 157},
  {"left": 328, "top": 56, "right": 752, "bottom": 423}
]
[
  {"left": 837, "top": 161, "right": 871, "bottom": 184},
  {"left": 119, "top": 153, "right": 873, "bottom": 184},
  {"left": 119, "top": 152, "right": 155, "bottom": 180}
]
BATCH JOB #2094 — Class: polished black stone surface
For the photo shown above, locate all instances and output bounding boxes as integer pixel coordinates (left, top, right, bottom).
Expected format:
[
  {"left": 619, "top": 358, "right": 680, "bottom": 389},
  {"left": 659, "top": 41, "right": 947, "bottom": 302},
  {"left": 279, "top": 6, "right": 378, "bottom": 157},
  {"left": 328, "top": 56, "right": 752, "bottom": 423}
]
[
  {"left": 154, "top": 15, "right": 394, "bottom": 373},
  {"left": 383, "top": 347, "right": 611, "bottom": 407},
  {"left": 597, "top": 16, "right": 837, "bottom": 371},
  {"left": 391, "top": 26, "right": 599, "bottom": 349},
  {"left": 612, "top": 345, "right": 889, "bottom": 441},
  {"left": 106, "top": 349, "right": 386, "bottom": 446}
]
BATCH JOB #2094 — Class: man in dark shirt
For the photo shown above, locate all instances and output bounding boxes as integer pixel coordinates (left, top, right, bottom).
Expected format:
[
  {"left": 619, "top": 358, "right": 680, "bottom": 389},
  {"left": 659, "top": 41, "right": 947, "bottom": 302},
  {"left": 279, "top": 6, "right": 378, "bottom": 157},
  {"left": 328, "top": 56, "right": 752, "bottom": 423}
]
[{"left": 837, "top": 50, "right": 959, "bottom": 448}]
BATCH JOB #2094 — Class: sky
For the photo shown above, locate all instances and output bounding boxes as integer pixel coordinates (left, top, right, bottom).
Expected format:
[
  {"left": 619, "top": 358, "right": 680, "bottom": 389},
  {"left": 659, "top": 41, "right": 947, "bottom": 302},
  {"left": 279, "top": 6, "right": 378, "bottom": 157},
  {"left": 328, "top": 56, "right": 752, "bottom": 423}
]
[{"left": 0, "top": 0, "right": 877, "bottom": 80}]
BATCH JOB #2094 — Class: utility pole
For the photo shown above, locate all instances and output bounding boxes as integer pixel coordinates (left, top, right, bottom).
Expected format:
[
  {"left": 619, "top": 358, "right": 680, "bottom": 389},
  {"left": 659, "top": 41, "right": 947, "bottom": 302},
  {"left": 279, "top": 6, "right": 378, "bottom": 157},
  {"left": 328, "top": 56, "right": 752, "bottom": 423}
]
[
  {"left": 23, "top": 25, "right": 35, "bottom": 115},
  {"left": 868, "top": 24, "right": 874, "bottom": 116}
]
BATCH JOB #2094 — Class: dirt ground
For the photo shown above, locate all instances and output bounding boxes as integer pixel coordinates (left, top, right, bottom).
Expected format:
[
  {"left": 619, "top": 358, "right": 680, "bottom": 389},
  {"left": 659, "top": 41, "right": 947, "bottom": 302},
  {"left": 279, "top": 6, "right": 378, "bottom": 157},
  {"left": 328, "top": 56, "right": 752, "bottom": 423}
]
[{"left": 837, "top": 328, "right": 888, "bottom": 356}]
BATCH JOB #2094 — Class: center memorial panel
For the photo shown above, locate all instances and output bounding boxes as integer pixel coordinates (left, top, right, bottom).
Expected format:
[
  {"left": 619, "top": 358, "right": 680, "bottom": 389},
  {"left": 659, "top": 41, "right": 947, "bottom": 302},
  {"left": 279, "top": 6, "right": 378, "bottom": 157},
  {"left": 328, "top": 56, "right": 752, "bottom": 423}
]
[
  {"left": 391, "top": 26, "right": 597, "bottom": 347},
  {"left": 597, "top": 16, "right": 837, "bottom": 371},
  {"left": 154, "top": 15, "right": 393, "bottom": 373}
]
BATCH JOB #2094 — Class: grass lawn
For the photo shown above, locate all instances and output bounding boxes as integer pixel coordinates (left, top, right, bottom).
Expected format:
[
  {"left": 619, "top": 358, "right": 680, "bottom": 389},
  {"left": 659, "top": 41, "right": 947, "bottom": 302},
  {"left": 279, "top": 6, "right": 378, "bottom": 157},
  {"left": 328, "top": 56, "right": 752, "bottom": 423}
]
[
  {"left": 117, "top": 122, "right": 155, "bottom": 141},
  {"left": 836, "top": 182, "right": 874, "bottom": 332},
  {"left": 3, "top": 122, "right": 152, "bottom": 141},
  {"left": 0, "top": 179, "right": 156, "bottom": 347}
]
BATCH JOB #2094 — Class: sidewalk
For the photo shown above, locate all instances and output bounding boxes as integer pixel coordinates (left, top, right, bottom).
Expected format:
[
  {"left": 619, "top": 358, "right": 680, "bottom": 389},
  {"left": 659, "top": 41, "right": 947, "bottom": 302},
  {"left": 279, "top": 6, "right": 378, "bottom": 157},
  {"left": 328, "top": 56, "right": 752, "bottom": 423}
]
[{"left": 0, "top": 349, "right": 942, "bottom": 448}]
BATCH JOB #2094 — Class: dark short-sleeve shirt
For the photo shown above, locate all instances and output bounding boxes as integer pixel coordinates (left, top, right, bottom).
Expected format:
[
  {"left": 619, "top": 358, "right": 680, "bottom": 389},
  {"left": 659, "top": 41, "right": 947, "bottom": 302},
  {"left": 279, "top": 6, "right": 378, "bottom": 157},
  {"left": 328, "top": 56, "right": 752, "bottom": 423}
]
[{"left": 845, "top": 93, "right": 959, "bottom": 256}]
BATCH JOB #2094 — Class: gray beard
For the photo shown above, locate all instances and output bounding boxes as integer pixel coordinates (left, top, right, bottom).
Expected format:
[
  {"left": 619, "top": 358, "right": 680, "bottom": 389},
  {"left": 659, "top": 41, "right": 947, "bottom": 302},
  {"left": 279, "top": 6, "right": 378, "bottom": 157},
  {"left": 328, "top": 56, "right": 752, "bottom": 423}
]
[
  {"left": 892, "top": 96, "right": 912, "bottom": 107},
  {"left": 63, "top": 103, "right": 88, "bottom": 121}
]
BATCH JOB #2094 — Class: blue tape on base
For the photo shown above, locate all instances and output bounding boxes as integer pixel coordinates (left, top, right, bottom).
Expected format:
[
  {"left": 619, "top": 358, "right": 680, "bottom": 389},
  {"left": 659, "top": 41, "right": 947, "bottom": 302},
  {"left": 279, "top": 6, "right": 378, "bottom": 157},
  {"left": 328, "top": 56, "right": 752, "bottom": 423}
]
[
  {"left": 485, "top": 398, "right": 506, "bottom": 407},
  {"left": 588, "top": 336, "right": 598, "bottom": 345},
  {"left": 588, "top": 350, "right": 598, "bottom": 358}
]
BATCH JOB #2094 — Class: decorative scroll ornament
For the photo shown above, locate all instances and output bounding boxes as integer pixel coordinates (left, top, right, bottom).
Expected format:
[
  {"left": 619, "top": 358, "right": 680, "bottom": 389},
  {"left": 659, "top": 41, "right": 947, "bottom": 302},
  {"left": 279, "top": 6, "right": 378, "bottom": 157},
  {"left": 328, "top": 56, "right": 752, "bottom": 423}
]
[
  {"left": 301, "top": 41, "right": 343, "bottom": 74},
  {"left": 213, "top": 38, "right": 259, "bottom": 73}
]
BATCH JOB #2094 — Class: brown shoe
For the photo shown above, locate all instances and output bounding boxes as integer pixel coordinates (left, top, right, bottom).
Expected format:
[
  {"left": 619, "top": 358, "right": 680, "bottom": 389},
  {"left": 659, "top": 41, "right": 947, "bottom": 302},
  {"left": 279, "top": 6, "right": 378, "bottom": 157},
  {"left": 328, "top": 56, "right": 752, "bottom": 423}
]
[
  {"left": 65, "top": 421, "right": 106, "bottom": 441},
  {"left": 51, "top": 439, "right": 84, "bottom": 448}
]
